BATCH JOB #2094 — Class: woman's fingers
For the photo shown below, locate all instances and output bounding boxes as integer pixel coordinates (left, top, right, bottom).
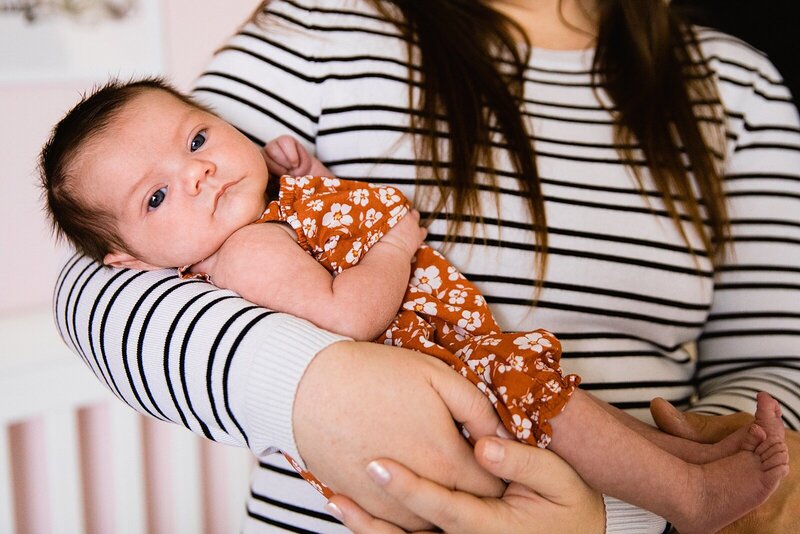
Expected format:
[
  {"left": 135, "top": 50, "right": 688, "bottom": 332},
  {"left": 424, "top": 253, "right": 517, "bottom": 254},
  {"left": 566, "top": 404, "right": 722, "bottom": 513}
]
[
  {"left": 428, "top": 358, "right": 504, "bottom": 442},
  {"left": 474, "top": 437, "right": 587, "bottom": 503},
  {"left": 324, "top": 497, "right": 412, "bottom": 534},
  {"left": 360, "top": 458, "right": 495, "bottom": 533}
]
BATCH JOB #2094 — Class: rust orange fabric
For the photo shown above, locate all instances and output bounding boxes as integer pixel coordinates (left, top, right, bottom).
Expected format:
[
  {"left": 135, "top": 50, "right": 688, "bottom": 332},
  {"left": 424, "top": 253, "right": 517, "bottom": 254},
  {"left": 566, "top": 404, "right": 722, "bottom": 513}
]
[{"left": 259, "top": 175, "right": 580, "bottom": 497}]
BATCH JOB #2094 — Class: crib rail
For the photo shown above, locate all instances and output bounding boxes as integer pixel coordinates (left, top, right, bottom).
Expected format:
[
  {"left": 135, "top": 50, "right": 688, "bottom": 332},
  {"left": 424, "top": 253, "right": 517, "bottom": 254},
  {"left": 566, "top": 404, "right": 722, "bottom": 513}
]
[{"left": 0, "top": 310, "right": 251, "bottom": 534}]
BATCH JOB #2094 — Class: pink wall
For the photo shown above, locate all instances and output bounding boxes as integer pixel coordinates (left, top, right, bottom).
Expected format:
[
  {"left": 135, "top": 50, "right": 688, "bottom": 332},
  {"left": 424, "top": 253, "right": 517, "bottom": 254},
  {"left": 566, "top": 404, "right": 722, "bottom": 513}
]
[
  {"left": 2, "top": 3, "right": 260, "bottom": 533},
  {"left": 0, "top": 0, "right": 257, "bottom": 316}
]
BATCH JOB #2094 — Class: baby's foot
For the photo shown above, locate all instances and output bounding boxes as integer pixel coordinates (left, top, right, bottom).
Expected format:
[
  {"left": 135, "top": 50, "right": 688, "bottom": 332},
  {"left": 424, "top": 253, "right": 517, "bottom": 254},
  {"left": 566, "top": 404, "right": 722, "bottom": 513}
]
[{"left": 675, "top": 393, "right": 789, "bottom": 534}]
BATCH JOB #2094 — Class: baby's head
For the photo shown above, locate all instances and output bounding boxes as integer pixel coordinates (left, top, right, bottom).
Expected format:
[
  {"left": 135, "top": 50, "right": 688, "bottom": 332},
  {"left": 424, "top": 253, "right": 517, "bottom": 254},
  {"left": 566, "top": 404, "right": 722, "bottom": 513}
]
[{"left": 40, "top": 77, "right": 269, "bottom": 270}]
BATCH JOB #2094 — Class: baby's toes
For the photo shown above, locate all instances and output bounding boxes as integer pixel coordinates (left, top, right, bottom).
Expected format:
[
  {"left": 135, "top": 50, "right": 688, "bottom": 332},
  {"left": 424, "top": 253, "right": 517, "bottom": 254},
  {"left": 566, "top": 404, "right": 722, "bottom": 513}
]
[
  {"left": 756, "top": 434, "right": 786, "bottom": 457},
  {"left": 755, "top": 393, "right": 784, "bottom": 427},
  {"left": 741, "top": 424, "right": 766, "bottom": 452},
  {"left": 760, "top": 442, "right": 790, "bottom": 471}
]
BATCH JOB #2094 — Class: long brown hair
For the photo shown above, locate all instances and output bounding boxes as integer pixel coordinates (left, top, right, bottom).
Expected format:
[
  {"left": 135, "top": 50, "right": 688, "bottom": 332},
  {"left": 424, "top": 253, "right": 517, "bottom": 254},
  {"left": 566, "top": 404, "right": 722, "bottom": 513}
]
[{"left": 254, "top": 0, "right": 729, "bottom": 283}]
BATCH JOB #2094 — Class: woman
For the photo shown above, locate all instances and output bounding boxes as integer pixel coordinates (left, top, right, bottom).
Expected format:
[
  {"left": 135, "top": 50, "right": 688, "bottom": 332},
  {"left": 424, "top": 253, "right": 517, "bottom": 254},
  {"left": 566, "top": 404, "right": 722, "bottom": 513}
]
[{"left": 52, "top": 0, "right": 799, "bottom": 531}]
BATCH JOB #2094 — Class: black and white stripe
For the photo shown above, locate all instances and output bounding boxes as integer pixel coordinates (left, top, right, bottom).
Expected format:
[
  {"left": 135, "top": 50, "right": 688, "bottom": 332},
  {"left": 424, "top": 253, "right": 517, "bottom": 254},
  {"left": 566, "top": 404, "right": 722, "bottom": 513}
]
[{"left": 53, "top": 1, "right": 800, "bottom": 532}]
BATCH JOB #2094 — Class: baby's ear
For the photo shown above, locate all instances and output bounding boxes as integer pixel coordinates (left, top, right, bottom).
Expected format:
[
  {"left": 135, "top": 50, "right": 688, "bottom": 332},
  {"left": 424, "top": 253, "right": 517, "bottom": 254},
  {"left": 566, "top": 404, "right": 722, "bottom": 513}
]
[{"left": 103, "top": 250, "right": 159, "bottom": 271}]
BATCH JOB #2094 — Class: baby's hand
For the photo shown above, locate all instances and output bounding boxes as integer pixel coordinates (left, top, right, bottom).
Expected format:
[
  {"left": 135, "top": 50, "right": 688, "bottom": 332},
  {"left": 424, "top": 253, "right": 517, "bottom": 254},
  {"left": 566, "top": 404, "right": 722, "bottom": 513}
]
[
  {"left": 263, "top": 135, "right": 315, "bottom": 176},
  {"left": 263, "top": 135, "right": 335, "bottom": 177},
  {"left": 380, "top": 208, "right": 427, "bottom": 258}
]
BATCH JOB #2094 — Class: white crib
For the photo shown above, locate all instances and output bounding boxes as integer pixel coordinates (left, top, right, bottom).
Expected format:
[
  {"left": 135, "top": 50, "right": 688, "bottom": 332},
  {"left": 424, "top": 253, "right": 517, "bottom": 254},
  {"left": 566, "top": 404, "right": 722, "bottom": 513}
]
[{"left": 0, "top": 310, "right": 253, "bottom": 534}]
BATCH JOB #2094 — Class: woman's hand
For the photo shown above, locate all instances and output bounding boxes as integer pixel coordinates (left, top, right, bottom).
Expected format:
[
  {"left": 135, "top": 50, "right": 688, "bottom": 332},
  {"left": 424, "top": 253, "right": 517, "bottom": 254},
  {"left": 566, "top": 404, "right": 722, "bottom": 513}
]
[
  {"left": 651, "top": 398, "right": 800, "bottom": 533},
  {"left": 293, "top": 341, "right": 507, "bottom": 530},
  {"left": 325, "top": 435, "right": 605, "bottom": 533}
]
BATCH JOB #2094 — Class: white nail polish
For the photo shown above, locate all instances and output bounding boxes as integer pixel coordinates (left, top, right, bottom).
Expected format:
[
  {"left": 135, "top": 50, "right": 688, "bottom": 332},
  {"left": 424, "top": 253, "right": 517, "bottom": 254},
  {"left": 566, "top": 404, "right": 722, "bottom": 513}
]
[
  {"left": 325, "top": 501, "right": 344, "bottom": 522},
  {"left": 366, "top": 460, "right": 391, "bottom": 485}
]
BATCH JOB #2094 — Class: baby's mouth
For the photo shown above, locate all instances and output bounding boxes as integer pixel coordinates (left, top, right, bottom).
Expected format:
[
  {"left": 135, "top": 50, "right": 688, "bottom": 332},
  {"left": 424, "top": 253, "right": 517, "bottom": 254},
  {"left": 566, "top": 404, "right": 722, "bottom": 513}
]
[{"left": 213, "top": 180, "right": 236, "bottom": 210}]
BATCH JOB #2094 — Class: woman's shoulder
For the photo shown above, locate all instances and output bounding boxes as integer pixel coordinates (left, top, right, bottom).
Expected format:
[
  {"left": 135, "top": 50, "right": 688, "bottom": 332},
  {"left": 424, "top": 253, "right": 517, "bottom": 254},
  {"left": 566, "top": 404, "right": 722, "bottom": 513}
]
[
  {"left": 252, "top": 0, "right": 403, "bottom": 40},
  {"left": 693, "top": 26, "right": 786, "bottom": 89},
  {"left": 691, "top": 25, "right": 794, "bottom": 116}
]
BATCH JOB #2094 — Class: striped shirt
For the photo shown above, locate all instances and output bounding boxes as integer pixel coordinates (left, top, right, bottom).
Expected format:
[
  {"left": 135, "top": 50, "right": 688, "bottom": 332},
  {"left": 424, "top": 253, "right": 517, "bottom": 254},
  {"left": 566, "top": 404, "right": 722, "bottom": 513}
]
[{"left": 54, "top": 0, "right": 800, "bottom": 532}]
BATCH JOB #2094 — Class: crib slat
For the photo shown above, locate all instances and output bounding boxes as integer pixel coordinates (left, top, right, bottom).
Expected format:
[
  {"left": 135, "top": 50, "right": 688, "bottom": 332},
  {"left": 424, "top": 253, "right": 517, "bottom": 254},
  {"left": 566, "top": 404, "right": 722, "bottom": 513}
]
[
  {"left": 226, "top": 447, "right": 252, "bottom": 530},
  {"left": 0, "top": 425, "right": 15, "bottom": 534},
  {"left": 44, "top": 410, "right": 86, "bottom": 534},
  {"left": 171, "top": 428, "right": 203, "bottom": 533},
  {"left": 109, "top": 403, "right": 147, "bottom": 534}
]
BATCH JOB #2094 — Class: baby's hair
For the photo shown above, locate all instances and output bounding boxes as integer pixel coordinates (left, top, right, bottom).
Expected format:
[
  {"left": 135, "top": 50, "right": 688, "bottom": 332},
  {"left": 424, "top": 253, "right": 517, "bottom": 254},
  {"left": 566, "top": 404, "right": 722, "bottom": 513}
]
[{"left": 39, "top": 77, "right": 212, "bottom": 263}]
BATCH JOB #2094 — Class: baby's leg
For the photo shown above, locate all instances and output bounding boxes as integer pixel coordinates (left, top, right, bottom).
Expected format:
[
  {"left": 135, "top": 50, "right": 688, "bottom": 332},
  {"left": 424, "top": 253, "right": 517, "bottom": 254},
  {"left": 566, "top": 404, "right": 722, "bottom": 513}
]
[
  {"left": 583, "top": 392, "right": 762, "bottom": 464},
  {"left": 549, "top": 390, "right": 789, "bottom": 534}
]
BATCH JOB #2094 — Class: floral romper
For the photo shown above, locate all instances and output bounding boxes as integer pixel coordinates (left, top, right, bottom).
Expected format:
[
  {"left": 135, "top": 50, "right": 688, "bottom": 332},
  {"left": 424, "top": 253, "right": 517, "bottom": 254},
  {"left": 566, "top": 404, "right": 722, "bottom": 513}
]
[{"left": 185, "top": 174, "right": 580, "bottom": 497}]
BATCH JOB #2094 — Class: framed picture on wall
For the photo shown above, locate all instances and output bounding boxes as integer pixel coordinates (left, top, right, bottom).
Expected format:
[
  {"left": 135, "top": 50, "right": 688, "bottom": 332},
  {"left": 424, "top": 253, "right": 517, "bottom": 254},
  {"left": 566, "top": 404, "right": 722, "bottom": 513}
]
[{"left": 0, "top": 0, "right": 164, "bottom": 83}]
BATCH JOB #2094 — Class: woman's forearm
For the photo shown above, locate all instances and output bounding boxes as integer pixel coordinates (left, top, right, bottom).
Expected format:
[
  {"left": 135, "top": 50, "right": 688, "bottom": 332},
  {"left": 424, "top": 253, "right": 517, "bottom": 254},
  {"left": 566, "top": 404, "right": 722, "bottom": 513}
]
[{"left": 293, "top": 341, "right": 505, "bottom": 530}]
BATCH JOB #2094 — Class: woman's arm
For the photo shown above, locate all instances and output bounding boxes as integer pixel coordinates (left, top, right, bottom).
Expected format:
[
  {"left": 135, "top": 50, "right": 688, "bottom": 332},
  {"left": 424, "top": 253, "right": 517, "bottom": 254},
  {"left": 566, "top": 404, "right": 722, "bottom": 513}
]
[{"left": 687, "top": 32, "right": 800, "bottom": 531}]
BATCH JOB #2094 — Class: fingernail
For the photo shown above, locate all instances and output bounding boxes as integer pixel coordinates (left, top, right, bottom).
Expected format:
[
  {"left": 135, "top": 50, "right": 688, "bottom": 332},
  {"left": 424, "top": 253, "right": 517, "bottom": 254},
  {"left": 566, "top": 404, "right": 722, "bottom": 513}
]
[
  {"left": 496, "top": 424, "right": 513, "bottom": 439},
  {"left": 366, "top": 460, "right": 391, "bottom": 485},
  {"left": 483, "top": 439, "right": 505, "bottom": 463},
  {"left": 325, "top": 501, "right": 344, "bottom": 522}
]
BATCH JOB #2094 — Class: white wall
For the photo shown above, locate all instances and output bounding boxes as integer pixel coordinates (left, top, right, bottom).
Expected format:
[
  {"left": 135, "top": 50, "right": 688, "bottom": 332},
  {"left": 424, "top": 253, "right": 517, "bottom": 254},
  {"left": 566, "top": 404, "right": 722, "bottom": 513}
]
[{"left": 0, "top": 0, "right": 258, "bottom": 316}]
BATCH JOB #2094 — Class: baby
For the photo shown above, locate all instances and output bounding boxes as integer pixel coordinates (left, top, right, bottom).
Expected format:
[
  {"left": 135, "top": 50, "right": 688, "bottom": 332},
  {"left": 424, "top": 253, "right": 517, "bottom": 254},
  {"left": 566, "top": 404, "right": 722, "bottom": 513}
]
[{"left": 40, "top": 78, "right": 789, "bottom": 533}]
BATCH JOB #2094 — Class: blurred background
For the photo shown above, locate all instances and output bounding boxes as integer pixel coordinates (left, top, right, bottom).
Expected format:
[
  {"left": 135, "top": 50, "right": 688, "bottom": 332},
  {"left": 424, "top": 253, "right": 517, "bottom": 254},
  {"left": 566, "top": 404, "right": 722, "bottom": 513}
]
[{"left": 0, "top": 2, "right": 259, "bottom": 533}]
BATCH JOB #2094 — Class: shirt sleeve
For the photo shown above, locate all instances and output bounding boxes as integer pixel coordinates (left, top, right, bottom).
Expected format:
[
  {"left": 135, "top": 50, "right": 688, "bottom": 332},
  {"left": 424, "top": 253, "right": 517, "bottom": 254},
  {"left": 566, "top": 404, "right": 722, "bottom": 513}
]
[
  {"left": 694, "top": 42, "right": 800, "bottom": 428},
  {"left": 52, "top": 256, "right": 349, "bottom": 465}
]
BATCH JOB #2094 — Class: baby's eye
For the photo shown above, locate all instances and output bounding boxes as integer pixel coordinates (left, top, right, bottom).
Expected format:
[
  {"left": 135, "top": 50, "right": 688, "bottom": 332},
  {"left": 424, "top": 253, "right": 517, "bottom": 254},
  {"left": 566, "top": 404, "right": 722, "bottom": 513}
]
[
  {"left": 190, "top": 131, "right": 207, "bottom": 152},
  {"left": 148, "top": 187, "right": 167, "bottom": 210}
]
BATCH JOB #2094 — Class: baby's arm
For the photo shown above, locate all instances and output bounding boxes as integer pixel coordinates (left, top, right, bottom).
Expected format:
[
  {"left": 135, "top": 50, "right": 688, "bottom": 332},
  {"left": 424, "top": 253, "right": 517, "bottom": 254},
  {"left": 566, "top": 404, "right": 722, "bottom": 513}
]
[
  {"left": 263, "top": 135, "right": 333, "bottom": 177},
  {"left": 206, "top": 212, "right": 426, "bottom": 341}
]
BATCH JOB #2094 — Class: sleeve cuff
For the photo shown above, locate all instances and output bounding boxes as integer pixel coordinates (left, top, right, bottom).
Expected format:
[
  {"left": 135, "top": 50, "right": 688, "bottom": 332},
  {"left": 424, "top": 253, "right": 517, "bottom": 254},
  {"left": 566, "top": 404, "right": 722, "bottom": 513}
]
[
  {"left": 243, "top": 313, "right": 350, "bottom": 467},
  {"left": 603, "top": 495, "right": 668, "bottom": 533}
]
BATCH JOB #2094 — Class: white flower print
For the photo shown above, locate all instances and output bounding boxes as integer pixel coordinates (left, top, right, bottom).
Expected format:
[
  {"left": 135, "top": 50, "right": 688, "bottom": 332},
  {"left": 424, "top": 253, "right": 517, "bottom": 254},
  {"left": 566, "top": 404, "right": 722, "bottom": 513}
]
[
  {"left": 307, "top": 199, "right": 324, "bottom": 212},
  {"left": 403, "top": 297, "right": 438, "bottom": 316},
  {"left": 509, "top": 355, "right": 526, "bottom": 372},
  {"left": 497, "top": 386, "right": 509, "bottom": 404},
  {"left": 345, "top": 240, "right": 364, "bottom": 264},
  {"left": 378, "top": 187, "right": 401, "bottom": 206},
  {"left": 455, "top": 345, "right": 474, "bottom": 360},
  {"left": 511, "top": 414, "right": 532, "bottom": 441},
  {"left": 417, "top": 335, "right": 435, "bottom": 349},
  {"left": 410, "top": 265, "right": 442, "bottom": 294},
  {"left": 457, "top": 310, "right": 482, "bottom": 332},
  {"left": 514, "top": 332, "right": 545, "bottom": 353},
  {"left": 476, "top": 382, "right": 499, "bottom": 405},
  {"left": 323, "top": 235, "right": 340, "bottom": 252},
  {"left": 473, "top": 294, "right": 485, "bottom": 307},
  {"left": 451, "top": 325, "right": 468, "bottom": 341},
  {"left": 447, "top": 265, "right": 460, "bottom": 281},
  {"left": 322, "top": 203, "right": 353, "bottom": 228},
  {"left": 349, "top": 188, "right": 370, "bottom": 206},
  {"left": 447, "top": 287, "right": 467, "bottom": 305},
  {"left": 481, "top": 337, "right": 501, "bottom": 346},
  {"left": 363, "top": 208, "right": 383, "bottom": 228},
  {"left": 310, "top": 479, "right": 325, "bottom": 495},
  {"left": 545, "top": 379, "right": 562, "bottom": 393},
  {"left": 292, "top": 175, "right": 310, "bottom": 188},
  {"left": 322, "top": 176, "right": 341, "bottom": 188},
  {"left": 301, "top": 217, "right": 317, "bottom": 237},
  {"left": 468, "top": 354, "right": 496, "bottom": 384}
]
